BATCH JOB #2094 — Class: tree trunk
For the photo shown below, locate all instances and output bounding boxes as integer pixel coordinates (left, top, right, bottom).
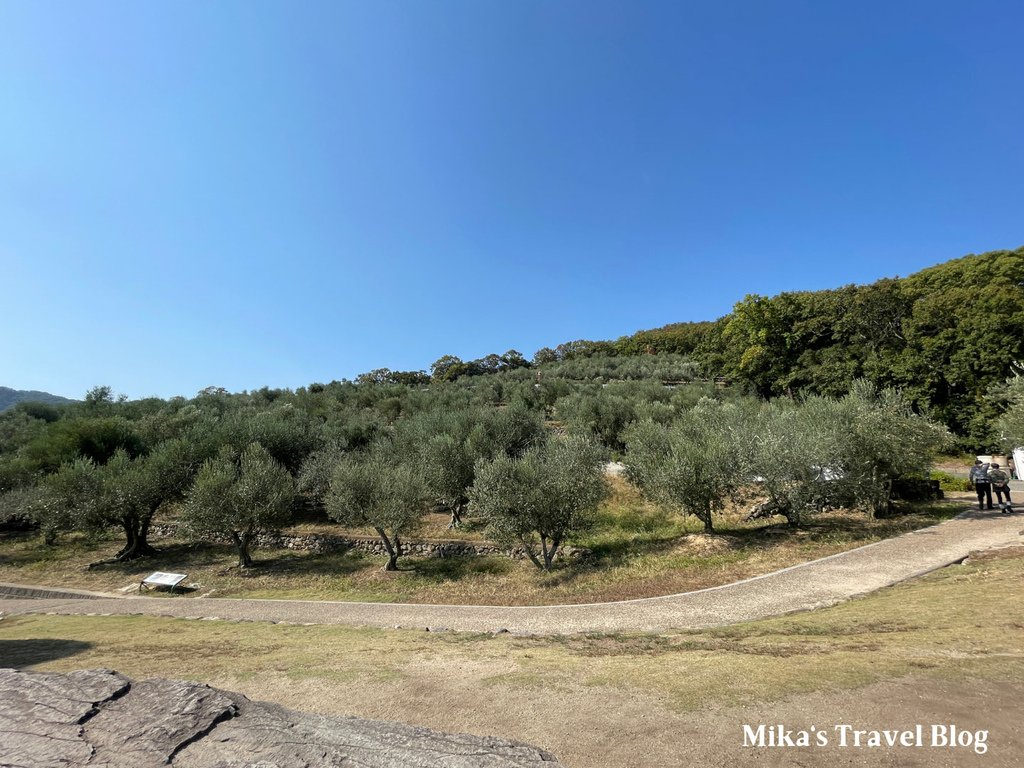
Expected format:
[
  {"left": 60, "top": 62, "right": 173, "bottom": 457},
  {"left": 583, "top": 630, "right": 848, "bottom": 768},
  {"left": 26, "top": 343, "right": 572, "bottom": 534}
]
[
  {"left": 447, "top": 502, "right": 464, "bottom": 529},
  {"left": 375, "top": 527, "right": 399, "bottom": 571},
  {"left": 693, "top": 501, "right": 715, "bottom": 534},
  {"left": 542, "top": 534, "right": 562, "bottom": 570},
  {"left": 134, "top": 510, "right": 157, "bottom": 556},
  {"left": 868, "top": 467, "right": 892, "bottom": 518},
  {"left": 114, "top": 513, "right": 158, "bottom": 561},
  {"left": 115, "top": 517, "right": 137, "bottom": 559},
  {"left": 230, "top": 530, "right": 254, "bottom": 568},
  {"left": 89, "top": 515, "right": 157, "bottom": 567},
  {"left": 521, "top": 537, "right": 544, "bottom": 570}
]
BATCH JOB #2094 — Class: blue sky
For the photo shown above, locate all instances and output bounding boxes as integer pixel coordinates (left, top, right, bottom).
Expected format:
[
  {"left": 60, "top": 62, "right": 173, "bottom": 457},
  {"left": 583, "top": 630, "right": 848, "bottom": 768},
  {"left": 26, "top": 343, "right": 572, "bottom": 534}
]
[{"left": 2, "top": 1, "right": 1022, "bottom": 400}]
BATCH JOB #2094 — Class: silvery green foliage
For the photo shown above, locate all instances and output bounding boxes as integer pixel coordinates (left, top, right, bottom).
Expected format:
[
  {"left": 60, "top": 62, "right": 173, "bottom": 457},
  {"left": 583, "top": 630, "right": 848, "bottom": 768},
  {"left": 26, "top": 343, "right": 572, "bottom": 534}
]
[
  {"left": 0, "top": 484, "right": 65, "bottom": 542},
  {"left": 34, "top": 459, "right": 99, "bottom": 540},
  {"left": 555, "top": 391, "right": 638, "bottom": 452},
  {"left": 44, "top": 451, "right": 137, "bottom": 535},
  {"left": 470, "top": 436, "right": 607, "bottom": 570},
  {"left": 623, "top": 399, "right": 749, "bottom": 533},
  {"left": 830, "top": 381, "right": 951, "bottom": 515},
  {"left": 0, "top": 485, "right": 35, "bottom": 523},
  {"left": 297, "top": 443, "right": 346, "bottom": 502},
  {"left": 393, "top": 409, "right": 481, "bottom": 527},
  {"left": 630, "top": 384, "right": 949, "bottom": 526},
  {"left": 553, "top": 380, "right": 681, "bottom": 452},
  {"left": 324, "top": 446, "right": 425, "bottom": 570},
  {"left": 33, "top": 437, "right": 215, "bottom": 559},
  {"left": 745, "top": 398, "right": 849, "bottom": 525},
  {"left": 750, "top": 382, "right": 951, "bottom": 520},
  {"left": 214, "top": 405, "right": 320, "bottom": 474},
  {"left": 995, "top": 376, "right": 1024, "bottom": 449},
  {"left": 392, "top": 404, "right": 545, "bottom": 528},
  {"left": 183, "top": 442, "right": 295, "bottom": 566}
]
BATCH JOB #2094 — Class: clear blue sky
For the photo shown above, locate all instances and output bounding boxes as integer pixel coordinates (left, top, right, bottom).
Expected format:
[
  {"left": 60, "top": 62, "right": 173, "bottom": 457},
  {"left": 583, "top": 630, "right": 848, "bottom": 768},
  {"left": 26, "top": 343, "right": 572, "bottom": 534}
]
[{"left": 2, "top": 1, "right": 1021, "bottom": 400}]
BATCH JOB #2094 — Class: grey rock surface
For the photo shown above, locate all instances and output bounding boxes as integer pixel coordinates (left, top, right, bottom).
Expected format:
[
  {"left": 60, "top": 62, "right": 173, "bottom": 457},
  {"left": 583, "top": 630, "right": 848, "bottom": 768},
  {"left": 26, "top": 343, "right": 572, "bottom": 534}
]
[{"left": 0, "top": 668, "right": 563, "bottom": 767}]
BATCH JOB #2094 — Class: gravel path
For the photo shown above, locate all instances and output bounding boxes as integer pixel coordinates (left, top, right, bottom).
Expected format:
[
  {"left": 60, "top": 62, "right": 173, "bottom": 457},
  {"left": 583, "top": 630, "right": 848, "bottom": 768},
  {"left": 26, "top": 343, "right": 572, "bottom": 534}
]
[{"left": 1, "top": 507, "right": 1021, "bottom": 635}]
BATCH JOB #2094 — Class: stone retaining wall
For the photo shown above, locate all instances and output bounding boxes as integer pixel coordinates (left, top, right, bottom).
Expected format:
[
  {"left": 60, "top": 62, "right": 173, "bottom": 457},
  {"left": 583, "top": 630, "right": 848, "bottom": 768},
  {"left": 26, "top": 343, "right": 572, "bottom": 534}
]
[
  {"left": 0, "top": 583, "right": 103, "bottom": 600},
  {"left": 148, "top": 524, "right": 590, "bottom": 561}
]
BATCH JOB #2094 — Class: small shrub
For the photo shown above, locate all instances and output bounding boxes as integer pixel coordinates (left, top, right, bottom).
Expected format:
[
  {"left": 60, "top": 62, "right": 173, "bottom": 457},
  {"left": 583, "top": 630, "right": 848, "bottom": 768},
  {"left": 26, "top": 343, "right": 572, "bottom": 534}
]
[{"left": 930, "top": 471, "right": 972, "bottom": 493}]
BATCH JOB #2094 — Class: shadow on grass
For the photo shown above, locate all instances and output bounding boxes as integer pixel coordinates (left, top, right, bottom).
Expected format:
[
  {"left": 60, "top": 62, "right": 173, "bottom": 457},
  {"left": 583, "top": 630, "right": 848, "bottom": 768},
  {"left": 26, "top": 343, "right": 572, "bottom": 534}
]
[
  {"left": 84, "top": 541, "right": 231, "bottom": 574},
  {"left": 0, "top": 531, "right": 79, "bottom": 568},
  {"left": 0, "top": 638, "right": 93, "bottom": 668},
  {"left": 557, "top": 502, "right": 960, "bottom": 580},
  {"left": 584, "top": 535, "right": 681, "bottom": 566},
  {"left": 400, "top": 554, "right": 513, "bottom": 583},
  {"left": 253, "top": 549, "right": 366, "bottom": 577},
  {"left": 138, "top": 583, "right": 200, "bottom": 596}
]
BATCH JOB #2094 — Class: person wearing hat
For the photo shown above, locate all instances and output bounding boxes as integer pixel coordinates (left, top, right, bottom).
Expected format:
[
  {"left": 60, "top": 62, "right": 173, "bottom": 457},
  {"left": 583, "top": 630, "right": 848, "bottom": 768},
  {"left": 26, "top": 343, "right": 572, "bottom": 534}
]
[
  {"left": 988, "top": 462, "right": 1012, "bottom": 513},
  {"left": 970, "top": 459, "right": 993, "bottom": 510}
]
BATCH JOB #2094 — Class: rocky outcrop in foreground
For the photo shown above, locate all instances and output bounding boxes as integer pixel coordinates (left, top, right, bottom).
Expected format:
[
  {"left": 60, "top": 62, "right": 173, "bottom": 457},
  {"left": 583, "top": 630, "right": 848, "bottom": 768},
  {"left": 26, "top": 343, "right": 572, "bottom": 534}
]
[{"left": 0, "top": 668, "right": 563, "bottom": 767}]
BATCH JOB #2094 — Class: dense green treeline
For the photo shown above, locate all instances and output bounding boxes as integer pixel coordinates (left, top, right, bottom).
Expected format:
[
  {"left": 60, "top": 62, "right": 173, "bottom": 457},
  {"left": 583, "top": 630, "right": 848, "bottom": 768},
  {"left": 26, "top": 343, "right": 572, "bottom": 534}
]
[{"left": 713, "top": 248, "right": 1024, "bottom": 443}]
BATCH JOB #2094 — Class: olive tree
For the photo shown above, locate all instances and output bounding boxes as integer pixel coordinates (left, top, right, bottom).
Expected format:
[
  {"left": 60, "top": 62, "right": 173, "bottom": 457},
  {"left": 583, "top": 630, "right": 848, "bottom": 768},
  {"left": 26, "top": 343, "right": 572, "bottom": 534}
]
[
  {"left": 217, "top": 406, "right": 320, "bottom": 474},
  {"left": 994, "top": 376, "right": 1024, "bottom": 450},
  {"left": 831, "top": 381, "right": 951, "bottom": 515},
  {"left": 39, "top": 437, "right": 211, "bottom": 562},
  {"left": 466, "top": 403, "right": 547, "bottom": 461},
  {"left": 41, "top": 451, "right": 141, "bottom": 563},
  {"left": 24, "top": 472, "right": 81, "bottom": 545},
  {"left": 745, "top": 399, "right": 847, "bottom": 526},
  {"left": 394, "top": 410, "right": 478, "bottom": 528},
  {"left": 623, "top": 400, "right": 746, "bottom": 533},
  {"left": 182, "top": 443, "right": 296, "bottom": 567},
  {"left": 421, "top": 433, "right": 475, "bottom": 527},
  {"left": 325, "top": 448, "right": 425, "bottom": 571},
  {"left": 114, "top": 437, "right": 212, "bottom": 560},
  {"left": 394, "top": 404, "right": 545, "bottom": 528},
  {"left": 555, "top": 390, "right": 637, "bottom": 452},
  {"left": 297, "top": 443, "right": 346, "bottom": 502},
  {"left": 470, "top": 436, "right": 607, "bottom": 570}
]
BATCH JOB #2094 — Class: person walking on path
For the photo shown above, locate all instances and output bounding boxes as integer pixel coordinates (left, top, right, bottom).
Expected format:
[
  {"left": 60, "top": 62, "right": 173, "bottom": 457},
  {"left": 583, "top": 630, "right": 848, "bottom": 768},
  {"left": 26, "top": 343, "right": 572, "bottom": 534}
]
[
  {"left": 970, "top": 459, "right": 993, "bottom": 510},
  {"left": 988, "top": 462, "right": 1013, "bottom": 513}
]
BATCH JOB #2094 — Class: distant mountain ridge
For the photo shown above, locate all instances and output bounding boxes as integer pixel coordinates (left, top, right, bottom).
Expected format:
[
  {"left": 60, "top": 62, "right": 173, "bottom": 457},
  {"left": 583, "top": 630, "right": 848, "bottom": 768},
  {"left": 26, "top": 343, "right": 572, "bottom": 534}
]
[{"left": 0, "top": 387, "right": 76, "bottom": 412}]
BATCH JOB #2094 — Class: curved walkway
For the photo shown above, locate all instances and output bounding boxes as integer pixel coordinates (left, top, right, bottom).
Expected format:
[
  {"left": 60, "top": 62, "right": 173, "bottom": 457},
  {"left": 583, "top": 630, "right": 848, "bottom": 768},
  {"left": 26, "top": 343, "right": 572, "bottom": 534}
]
[{"left": 1, "top": 508, "right": 1021, "bottom": 635}]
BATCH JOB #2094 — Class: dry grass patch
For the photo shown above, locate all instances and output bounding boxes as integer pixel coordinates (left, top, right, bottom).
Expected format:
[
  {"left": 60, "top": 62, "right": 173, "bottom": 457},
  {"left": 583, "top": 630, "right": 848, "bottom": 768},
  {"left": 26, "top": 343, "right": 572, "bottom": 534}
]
[
  {"left": 1, "top": 548, "right": 1022, "bottom": 710},
  {"left": 2, "top": 549, "right": 1023, "bottom": 768}
]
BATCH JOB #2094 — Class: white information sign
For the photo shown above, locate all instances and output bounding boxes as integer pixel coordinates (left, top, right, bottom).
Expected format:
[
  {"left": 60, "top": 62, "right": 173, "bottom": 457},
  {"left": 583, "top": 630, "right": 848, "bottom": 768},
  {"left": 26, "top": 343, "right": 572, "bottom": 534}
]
[{"left": 141, "top": 572, "right": 188, "bottom": 590}]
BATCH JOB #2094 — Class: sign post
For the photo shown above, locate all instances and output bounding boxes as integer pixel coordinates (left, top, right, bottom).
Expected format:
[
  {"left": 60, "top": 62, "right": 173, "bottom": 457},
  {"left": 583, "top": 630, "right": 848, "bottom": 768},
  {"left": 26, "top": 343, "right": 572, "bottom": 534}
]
[{"left": 140, "top": 572, "right": 188, "bottom": 594}]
